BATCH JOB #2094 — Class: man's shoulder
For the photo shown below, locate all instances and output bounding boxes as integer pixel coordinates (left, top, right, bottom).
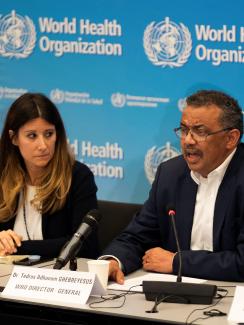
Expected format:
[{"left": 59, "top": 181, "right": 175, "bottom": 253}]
[
  {"left": 231, "top": 143, "right": 244, "bottom": 168},
  {"left": 155, "top": 155, "right": 189, "bottom": 181},
  {"left": 159, "top": 154, "right": 186, "bottom": 170},
  {"left": 236, "top": 142, "right": 244, "bottom": 157}
]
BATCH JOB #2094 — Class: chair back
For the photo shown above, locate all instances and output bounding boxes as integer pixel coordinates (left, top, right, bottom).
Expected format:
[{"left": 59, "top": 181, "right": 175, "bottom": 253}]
[{"left": 97, "top": 200, "right": 142, "bottom": 251}]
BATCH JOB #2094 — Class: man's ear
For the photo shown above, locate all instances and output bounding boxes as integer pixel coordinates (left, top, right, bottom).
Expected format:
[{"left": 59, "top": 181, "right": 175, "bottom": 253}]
[
  {"left": 9, "top": 130, "right": 17, "bottom": 145},
  {"left": 226, "top": 129, "right": 241, "bottom": 149}
]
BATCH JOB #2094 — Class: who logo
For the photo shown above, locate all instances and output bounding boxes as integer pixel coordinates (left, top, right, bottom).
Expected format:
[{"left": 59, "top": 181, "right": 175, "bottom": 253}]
[
  {"left": 143, "top": 17, "right": 192, "bottom": 68},
  {"left": 144, "top": 142, "right": 180, "bottom": 184},
  {"left": 111, "top": 93, "right": 126, "bottom": 108},
  {"left": 0, "top": 10, "right": 36, "bottom": 59},
  {"left": 50, "top": 89, "right": 65, "bottom": 104}
]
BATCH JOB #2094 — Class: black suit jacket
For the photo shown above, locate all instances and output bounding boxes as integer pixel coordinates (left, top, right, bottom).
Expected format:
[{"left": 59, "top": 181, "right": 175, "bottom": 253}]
[
  {"left": 104, "top": 143, "right": 244, "bottom": 281},
  {"left": 0, "top": 161, "right": 99, "bottom": 259}
]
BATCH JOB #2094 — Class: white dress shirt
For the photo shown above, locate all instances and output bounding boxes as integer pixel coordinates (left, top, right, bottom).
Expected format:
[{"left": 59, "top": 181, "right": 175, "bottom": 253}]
[{"left": 190, "top": 149, "right": 236, "bottom": 251}]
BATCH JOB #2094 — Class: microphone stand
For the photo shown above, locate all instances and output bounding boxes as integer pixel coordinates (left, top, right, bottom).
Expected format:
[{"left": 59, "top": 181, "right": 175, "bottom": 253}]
[
  {"left": 53, "top": 209, "right": 102, "bottom": 270},
  {"left": 69, "top": 257, "right": 77, "bottom": 271},
  {"left": 169, "top": 210, "right": 182, "bottom": 282},
  {"left": 143, "top": 207, "right": 217, "bottom": 304}
]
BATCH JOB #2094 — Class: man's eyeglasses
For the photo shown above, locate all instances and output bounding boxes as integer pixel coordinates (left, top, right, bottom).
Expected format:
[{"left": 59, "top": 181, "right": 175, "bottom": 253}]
[{"left": 174, "top": 126, "right": 233, "bottom": 142}]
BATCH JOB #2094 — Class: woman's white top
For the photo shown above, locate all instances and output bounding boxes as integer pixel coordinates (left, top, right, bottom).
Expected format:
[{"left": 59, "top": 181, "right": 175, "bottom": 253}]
[{"left": 13, "top": 185, "right": 43, "bottom": 240}]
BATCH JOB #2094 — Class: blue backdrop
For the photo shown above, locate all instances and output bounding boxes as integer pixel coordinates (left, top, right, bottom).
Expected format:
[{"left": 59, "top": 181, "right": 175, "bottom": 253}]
[{"left": 0, "top": 0, "right": 243, "bottom": 203}]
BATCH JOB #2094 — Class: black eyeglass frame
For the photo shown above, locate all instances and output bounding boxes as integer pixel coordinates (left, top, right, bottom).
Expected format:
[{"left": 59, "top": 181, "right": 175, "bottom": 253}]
[{"left": 174, "top": 126, "right": 233, "bottom": 142}]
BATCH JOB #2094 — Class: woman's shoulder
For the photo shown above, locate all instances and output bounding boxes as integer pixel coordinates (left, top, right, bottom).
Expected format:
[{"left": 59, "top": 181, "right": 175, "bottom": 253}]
[
  {"left": 72, "top": 160, "right": 94, "bottom": 177},
  {"left": 71, "top": 161, "right": 97, "bottom": 191}
]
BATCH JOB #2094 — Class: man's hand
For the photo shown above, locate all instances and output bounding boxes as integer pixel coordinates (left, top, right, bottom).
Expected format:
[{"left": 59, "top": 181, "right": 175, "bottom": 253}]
[
  {"left": 0, "top": 230, "right": 22, "bottom": 256},
  {"left": 142, "top": 247, "right": 176, "bottom": 273},
  {"left": 108, "top": 258, "right": 125, "bottom": 284}
]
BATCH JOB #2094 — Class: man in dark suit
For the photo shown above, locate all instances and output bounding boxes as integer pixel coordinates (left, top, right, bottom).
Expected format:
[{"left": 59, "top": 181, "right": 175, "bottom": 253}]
[{"left": 103, "top": 89, "right": 244, "bottom": 283}]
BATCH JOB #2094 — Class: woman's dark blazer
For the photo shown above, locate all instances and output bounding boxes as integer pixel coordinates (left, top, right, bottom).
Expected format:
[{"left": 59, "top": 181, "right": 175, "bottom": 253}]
[{"left": 0, "top": 161, "right": 99, "bottom": 259}]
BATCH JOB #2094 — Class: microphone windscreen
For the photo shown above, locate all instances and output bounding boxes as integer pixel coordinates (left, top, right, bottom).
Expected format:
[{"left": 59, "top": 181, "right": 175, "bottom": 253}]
[
  {"left": 83, "top": 209, "right": 102, "bottom": 228},
  {"left": 166, "top": 204, "right": 176, "bottom": 215}
]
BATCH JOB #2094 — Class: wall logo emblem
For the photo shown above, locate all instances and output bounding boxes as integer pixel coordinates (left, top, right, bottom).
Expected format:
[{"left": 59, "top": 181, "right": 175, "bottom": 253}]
[
  {"left": 0, "top": 10, "right": 36, "bottom": 59},
  {"left": 111, "top": 92, "right": 126, "bottom": 108},
  {"left": 143, "top": 17, "right": 192, "bottom": 68},
  {"left": 50, "top": 89, "right": 65, "bottom": 104},
  {"left": 144, "top": 142, "right": 180, "bottom": 184},
  {"left": 178, "top": 97, "right": 186, "bottom": 112}
]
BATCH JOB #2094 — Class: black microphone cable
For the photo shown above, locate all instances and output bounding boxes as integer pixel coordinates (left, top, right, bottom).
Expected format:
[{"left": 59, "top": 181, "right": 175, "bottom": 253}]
[
  {"left": 88, "top": 284, "right": 142, "bottom": 309},
  {"left": 185, "top": 288, "right": 228, "bottom": 324}
]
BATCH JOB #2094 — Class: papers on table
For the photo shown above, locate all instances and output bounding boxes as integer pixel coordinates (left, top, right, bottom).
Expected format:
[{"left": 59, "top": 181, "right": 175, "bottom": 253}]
[
  {"left": 0, "top": 255, "right": 29, "bottom": 264},
  {"left": 228, "top": 286, "right": 244, "bottom": 323},
  {"left": 107, "top": 272, "right": 206, "bottom": 292}
]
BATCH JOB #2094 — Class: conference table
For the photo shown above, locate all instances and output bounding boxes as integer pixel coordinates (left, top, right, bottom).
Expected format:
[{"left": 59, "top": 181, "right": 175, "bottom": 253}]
[{"left": 0, "top": 258, "right": 241, "bottom": 324}]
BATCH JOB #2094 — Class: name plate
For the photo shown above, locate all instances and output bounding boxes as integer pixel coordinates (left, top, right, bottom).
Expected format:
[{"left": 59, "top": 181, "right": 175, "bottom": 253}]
[{"left": 1, "top": 266, "right": 106, "bottom": 307}]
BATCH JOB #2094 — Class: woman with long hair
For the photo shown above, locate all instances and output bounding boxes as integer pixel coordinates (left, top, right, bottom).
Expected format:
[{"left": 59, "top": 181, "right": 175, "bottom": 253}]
[{"left": 0, "top": 92, "right": 99, "bottom": 258}]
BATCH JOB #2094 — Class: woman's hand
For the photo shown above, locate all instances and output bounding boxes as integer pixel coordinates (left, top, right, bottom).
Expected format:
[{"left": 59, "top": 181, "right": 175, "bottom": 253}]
[{"left": 0, "top": 230, "right": 22, "bottom": 256}]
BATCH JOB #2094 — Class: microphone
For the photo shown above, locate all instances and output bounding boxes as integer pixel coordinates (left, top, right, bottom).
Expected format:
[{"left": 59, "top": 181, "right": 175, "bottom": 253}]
[
  {"left": 53, "top": 209, "right": 102, "bottom": 270},
  {"left": 143, "top": 205, "right": 217, "bottom": 304},
  {"left": 167, "top": 206, "right": 182, "bottom": 283}
]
